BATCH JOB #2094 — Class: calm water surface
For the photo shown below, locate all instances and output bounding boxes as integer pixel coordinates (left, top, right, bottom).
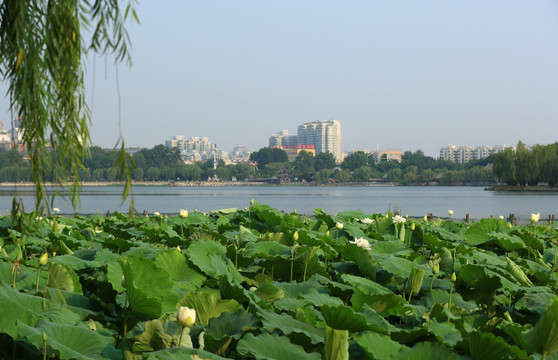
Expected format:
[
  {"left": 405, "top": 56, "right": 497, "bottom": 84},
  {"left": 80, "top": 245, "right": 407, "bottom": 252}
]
[{"left": 1, "top": 185, "right": 557, "bottom": 221}]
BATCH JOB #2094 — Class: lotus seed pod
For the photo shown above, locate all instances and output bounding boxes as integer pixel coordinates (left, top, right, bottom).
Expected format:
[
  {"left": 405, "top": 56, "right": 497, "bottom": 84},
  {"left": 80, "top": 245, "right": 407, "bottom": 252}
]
[
  {"left": 451, "top": 272, "right": 457, "bottom": 283},
  {"left": 39, "top": 252, "right": 48, "bottom": 266},
  {"left": 177, "top": 306, "right": 196, "bottom": 327}
]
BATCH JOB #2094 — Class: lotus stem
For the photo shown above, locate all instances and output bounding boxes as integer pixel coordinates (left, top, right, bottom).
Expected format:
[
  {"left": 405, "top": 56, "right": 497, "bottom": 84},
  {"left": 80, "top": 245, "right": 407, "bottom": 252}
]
[
  {"left": 448, "top": 282, "right": 454, "bottom": 310},
  {"left": 290, "top": 260, "right": 294, "bottom": 282},
  {"left": 429, "top": 275, "right": 435, "bottom": 291},
  {"left": 36, "top": 267, "right": 42, "bottom": 293},
  {"left": 303, "top": 262, "right": 308, "bottom": 282}
]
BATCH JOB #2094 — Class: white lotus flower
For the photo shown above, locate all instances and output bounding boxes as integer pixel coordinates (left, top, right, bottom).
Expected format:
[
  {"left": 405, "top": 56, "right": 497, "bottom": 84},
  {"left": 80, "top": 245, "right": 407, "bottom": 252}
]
[
  {"left": 448, "top": 210, "right": 454, "bottom": 216},
  {"left": 499, "top": 215, "right": 504, "bottom": 220},
  {"left": 153, "top": 211, "right": 161, "bottom": 217},
  {"left": 350, "top": 237, "right": 371, "bottom": 250},
  {"left": 361, "top": 218, "right": 374, "bottom": 224},
  {"left": 335, "top": 222, "right": 344, "bottom": 230},
  {"left": 177, "top": 306, "right": 196, "bottom": 327},
  {"left": 179, "top": 209, "right": 188, "bottom": 218},
  {"left": 530, "top": 212, "right": 540, "bottom": 223},
  {"left": 393, "top": 215, "right": 406, "bottom": 224},
  {"left": 53, "top": 207, "right": 60, "bottom": 213}
]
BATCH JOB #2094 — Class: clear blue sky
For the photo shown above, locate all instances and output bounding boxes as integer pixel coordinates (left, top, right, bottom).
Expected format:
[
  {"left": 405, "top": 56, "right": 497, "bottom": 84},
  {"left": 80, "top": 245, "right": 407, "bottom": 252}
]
[{"left": 4, "top": 1, "right": 558, "bottom": 157}]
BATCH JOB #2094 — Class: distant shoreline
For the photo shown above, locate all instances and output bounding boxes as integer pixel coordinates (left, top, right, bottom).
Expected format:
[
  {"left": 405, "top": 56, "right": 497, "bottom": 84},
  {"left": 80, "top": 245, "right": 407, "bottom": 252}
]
[{"left": 485, "top": 185, "right": 558, "bottom": 192}]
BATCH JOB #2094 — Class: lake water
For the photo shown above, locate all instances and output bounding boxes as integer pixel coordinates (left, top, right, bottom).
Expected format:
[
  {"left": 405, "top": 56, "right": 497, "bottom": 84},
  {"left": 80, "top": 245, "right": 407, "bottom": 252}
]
[{"left": 1, "top": 185, "right": 557, "bottom": 222}]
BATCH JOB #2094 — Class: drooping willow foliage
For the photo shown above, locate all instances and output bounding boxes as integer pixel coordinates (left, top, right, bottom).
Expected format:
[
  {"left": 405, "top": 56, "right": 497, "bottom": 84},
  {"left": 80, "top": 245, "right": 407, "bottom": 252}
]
[{"left": 0, "top": 0, "right": 138, "bottom": 214}]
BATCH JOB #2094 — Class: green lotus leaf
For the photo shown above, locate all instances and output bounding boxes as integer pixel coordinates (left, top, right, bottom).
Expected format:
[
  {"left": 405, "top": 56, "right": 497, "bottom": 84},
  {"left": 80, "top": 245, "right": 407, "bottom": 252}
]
[
  {"left": 341, "top": 246, "right": 377, "bottom": 278},
  {"left": 320, "top": 304, "right": 369, "bottom": 332},
  {"left": 52, "top": 254, "right": 101, "bottom": 270},
  {"left": 515, "top": 292, "right": 556, "bottom": 316},
  {"left": 0, "top": 282, "right": 80, "bottom": 339},
  {"left": 106, "top": 260, "right": 125, "bottom": 293},
  {"left": 218, "top": 276, "right": 268, "bottom": 309},
  {"left": 439, "top": 247, "right": 454, "bottom": 274},
  {"left": 254, "top": 279, "right": 284, "bottom": 303},
  {"left": 376, "top": 255, "right": 428, "bottom": 280},
  {"left": 313, "top": 208, "right": 336, "bottom": 228},
  {"left": 418, "top": 288, "right": 478, "bottom": 313},
  {"left": 464, "top": 218, "right": 508, "bottom": 246},
  {"left": 45, "top": 288, "right": 99, "bottom": 318},
  {"left": 392, "top": 341, "right": 458, "bottom": 360},
  {"left": 524, "top": 296, "right": 558, "bottom": 356},
  {"left": 424, "top": 319, "right": 462, "bottom": 347},
  {"left": 369, "top": 240, "right": 410, "bottom": 256},
  {"left": 180, "top": 212, "right": 210, "bottom": 225},
  {"left": 458, "top": 330, "right": 527, "bottom": 360},
  {"left": 257, "top": 308, "right": 325, "bottom": 345},
  {"left": 239, "top": 225, "right": 260, "bottom": 243},
  {"left": 274, "top": 278, "right": 327, "bottom": 297},
  {"left": 252, "top": 203, "right": 283, "bottom": 227},
  {"left": 459, "top": 264, "right": 502, "bottom": 293},
  {"left": 131, "top": 318, "right": 183, "bottom": 352},
  {"left": 17, "top": 321, "right": 120, "bottom": 360},
  {"left": 186, "top": 239, "right": 243, "bottom": 283},
  {"left": 351, "top": 291, "right": 406, "bottom": 317},
  {"left": 155, "top": 249, "right": 206, "bottom": 292},
  {"left": 357, "top": 304, "right": 399, "bottom": 335},
  {"left": 342, "top": 223, "right": 368, "bottom": 240},
  {"left": 205, "top": 309, "right": 259, "bottom": 344},
  {"left": 325, "top": 325, "right": 348, "bottom": 360},
  {"left": 301, "top": 288, "right": 344, "bottom": 307},
  {"left": 237, "top": 332, "right": 322, "bottom": 360},
  {"left": 356, "top": 331, "right": 406, "bottom": 359},
  {"left": 120, "top": 255, "right": 178, "bottom": 319},
  {"left": 341, "top": 273, "right": 391, "bottom": 295},
  {"left": 243, "top": 241, "right": 291, "bottom": 259},
  {"left": 488, "top": 231, "right": 525, "bottom": 251},
  {"left": 179, "top": 290, "right": 242, "bottom": 326},
  {"left": 280, "top": 213, "right": 305, "bottom": 232},
  {"left": 143, "top": 347, "right": 231, "bottom": 360},
  {"left": 48, "top": 263, "right": 83, "bottom": 294}
]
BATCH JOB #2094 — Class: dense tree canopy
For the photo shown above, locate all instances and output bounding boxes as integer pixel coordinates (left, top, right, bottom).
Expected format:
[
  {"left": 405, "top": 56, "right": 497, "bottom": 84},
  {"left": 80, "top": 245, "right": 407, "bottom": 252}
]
[
  {"left": 249, "top": 147, "right": 288, "bottom": 168},
  {"left": 493, "top": 142, "right": 558, "bottom": 186}
]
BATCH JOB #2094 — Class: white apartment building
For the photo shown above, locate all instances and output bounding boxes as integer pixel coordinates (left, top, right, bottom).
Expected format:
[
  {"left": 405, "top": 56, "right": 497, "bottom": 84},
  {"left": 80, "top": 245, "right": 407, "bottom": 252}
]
[
  {"left": 269, "top": 130, "right": 298, "bottom": 148},
  {"left": 166, "top": 135, "right": 216, "bottom": 162},
  {"left": 297, "top": 119, "right": 342, "bottom": 162},
  {"left": 440, "top": 144, "right": 511, "bottom": 163}
]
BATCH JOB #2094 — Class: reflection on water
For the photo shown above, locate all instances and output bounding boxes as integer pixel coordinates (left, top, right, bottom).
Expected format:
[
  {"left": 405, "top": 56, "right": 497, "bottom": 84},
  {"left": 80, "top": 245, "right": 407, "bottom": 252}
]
[{"left": 0, "top": 185, "right": 557, "bottom": 221}]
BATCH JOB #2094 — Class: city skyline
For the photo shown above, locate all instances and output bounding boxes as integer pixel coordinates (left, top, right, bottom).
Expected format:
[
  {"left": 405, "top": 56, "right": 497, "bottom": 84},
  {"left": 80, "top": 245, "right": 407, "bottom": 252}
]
[{"left": 1, "top": 1, "right": 557, "bottom": 158}]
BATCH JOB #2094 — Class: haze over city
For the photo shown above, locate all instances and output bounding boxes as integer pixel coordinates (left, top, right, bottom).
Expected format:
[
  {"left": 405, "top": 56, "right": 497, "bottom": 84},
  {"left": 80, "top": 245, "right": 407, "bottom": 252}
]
[{"left": 2, "top": 1, "right": 558, "bottom": 157}]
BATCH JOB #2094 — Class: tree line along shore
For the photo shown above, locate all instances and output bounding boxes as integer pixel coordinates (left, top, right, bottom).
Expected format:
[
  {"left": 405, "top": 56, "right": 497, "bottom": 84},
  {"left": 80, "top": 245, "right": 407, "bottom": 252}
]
[{"left": 1, "top": 141, "right": 557, "bottom": 187}]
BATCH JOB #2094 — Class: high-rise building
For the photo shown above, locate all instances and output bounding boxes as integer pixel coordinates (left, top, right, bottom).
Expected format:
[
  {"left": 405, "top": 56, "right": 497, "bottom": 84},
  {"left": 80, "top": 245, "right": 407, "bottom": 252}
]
[
  {"left": 269, "top": 130, "right": 298, "bottom": 147},
  {"left": 297, "top": 119, "right": 342, "bottom": 162}
]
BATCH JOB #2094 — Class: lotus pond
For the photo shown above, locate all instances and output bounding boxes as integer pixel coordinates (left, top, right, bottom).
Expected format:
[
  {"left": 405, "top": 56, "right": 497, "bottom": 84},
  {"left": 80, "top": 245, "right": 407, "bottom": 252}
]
[{"left": 1, "top": 203, "right": 558, "bottom": 359}]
